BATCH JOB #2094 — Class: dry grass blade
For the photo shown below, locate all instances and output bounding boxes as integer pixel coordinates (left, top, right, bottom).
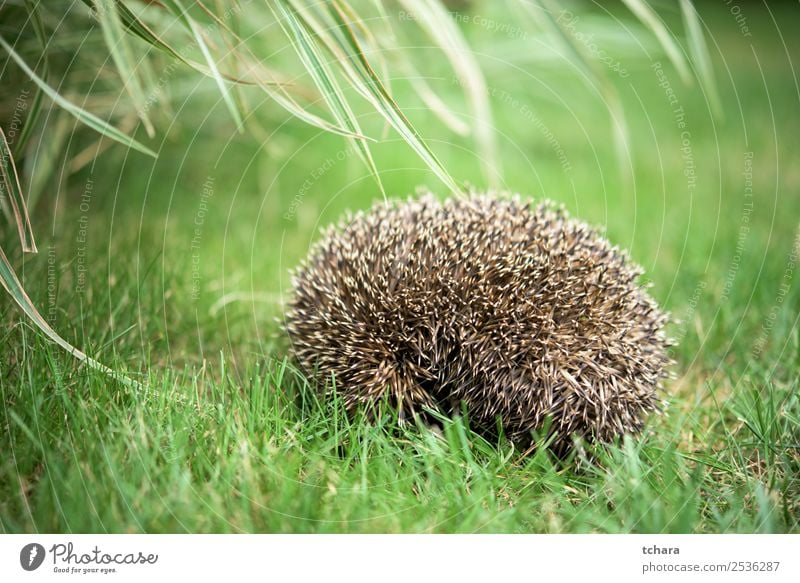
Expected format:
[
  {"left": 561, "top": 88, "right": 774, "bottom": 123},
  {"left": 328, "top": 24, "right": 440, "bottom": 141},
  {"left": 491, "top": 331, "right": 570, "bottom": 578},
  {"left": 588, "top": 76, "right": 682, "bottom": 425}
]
[
  {"left": 327, "top": 0, "right": 462, "bottom": 194},
  {"left": 273, "top": 0, "right": 385, "bottom": 197},
  {"left": 0, "top": 129, "right": 37, "bottom": 253},
  {"left": 396, "top": 0, "right": 499, "bottom": 186},
  {"left": 621, "top": 0, "right": 692, "bottom": 84},
  {"left": 0, "top": 36, "right": 157, "bottom": 158},
  {"left": 339, "top": 1, "right": 396, "bottom": 114},
  {"left": 94, "top": 0, "right": 155, "bottom": 137},
  {"left": 679, "top": 0, "right": 723, "bottom": 119}
]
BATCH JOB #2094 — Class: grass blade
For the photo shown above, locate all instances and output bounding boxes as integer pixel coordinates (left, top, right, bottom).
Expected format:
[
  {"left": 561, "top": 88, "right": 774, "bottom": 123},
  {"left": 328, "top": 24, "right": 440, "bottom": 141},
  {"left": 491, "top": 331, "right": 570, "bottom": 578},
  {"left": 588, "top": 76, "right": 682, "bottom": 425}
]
[
  {"left": 0, "top": 36, "right": 156, "bottom": 158},
  {"left": 0, "top": 245, "right": 141, "bottom": 389},
  {"left": 525, "top": 0, "right": 630, "bottom": 181},
  {"left": 396, "top": 0, "right": 499, "bottom": 186},
  {"left": 403, "top": 63, "right": 470, "bottom": 137},
  {"left": 93, "top": 0, "right": 155, "bottom": 137},
  {"left": 109, "top": 1, "right": 273, "bottom": 86},
  {"left": 24, "top": 109, "right": 70, "bottom": 212},
  {"left": 679, "top": 0, "right": 723, "bottom": 119},
  {"left": 0, "top": 130, "right": 37, "bottom": 253},
  {"left": 110, "top": 0, "right": 234, "bottom": 79},
  {"left": 116, "top": 0, "right": 364, "bottom": 138},
  {"left": 160, "top": 0, "right": 244, "bottom": 132},
  {"left": 14, "top": 0, "right": 48, "bottom": 157},
  {"left": 201, "top": 0, "right": 249, "bottom": 118},
  {"left": 327, "top": 1, "right": 462, "bottom": 194},
  {"left": 273, "top": 0, "right": 385, "bottom": 197},
  {"left": 621, "top": 0, "right": 692, "bottom": 84}
]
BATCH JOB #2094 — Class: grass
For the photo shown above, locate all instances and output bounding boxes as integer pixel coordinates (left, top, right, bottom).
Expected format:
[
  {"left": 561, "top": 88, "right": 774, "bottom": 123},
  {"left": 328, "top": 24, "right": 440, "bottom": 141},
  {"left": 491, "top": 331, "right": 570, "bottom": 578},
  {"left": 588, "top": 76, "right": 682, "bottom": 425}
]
[{"left": 1, "top": 2, "right": 799, "bottom": 533}]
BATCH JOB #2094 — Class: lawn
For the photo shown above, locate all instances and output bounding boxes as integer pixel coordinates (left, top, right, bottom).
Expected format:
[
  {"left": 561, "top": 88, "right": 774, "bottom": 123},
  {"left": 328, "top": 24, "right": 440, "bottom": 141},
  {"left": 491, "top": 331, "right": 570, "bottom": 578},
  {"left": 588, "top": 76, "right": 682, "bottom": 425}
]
[{"left": 1, "top": 1, "right": 798, "bottom": 533}]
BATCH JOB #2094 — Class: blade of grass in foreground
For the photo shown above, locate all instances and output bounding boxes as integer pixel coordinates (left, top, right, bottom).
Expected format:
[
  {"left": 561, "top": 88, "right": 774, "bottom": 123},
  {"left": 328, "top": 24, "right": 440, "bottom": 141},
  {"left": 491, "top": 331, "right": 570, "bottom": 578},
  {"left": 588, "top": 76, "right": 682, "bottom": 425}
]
[
  {"left": 93, "top": 0, "right": 155, "bottom": 137},
  {"left": 326, "top": 1, "right": 462, "bottom": 195},
  {"left": 0, "top": 244, "right": 141, "bottom": 389},
  {"left": 0, "top": 129, "right": 37, "bottom": 253},
  {"left": 0, "top": 36, "right": 156, "bottom": 158},
  {"left": 274, "top": 0, "right": 385, "bottom": 198}
]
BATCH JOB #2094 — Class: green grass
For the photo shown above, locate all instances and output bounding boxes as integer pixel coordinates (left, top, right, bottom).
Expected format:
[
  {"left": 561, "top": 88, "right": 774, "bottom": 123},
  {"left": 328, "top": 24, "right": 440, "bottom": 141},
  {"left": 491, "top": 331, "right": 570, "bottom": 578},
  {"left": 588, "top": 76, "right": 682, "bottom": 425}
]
[{"left": 1, "top": 2, "right": 799, "bottom": 533}]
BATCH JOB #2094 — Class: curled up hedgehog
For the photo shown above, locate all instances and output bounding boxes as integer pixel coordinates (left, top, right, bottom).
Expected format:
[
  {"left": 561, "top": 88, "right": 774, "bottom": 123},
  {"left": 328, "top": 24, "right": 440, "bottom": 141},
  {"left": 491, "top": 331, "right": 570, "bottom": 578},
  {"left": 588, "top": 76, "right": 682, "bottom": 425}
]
[{"left": 286, "top": 192, "right": 671, "bottom": 452}]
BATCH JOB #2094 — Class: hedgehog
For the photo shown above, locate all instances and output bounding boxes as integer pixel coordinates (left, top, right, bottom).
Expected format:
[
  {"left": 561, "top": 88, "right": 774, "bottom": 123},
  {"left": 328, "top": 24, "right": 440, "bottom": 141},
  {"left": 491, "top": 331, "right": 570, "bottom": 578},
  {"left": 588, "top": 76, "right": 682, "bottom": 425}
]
[{"left": 286, "top": 192, "right": 670, "bottom": 451}]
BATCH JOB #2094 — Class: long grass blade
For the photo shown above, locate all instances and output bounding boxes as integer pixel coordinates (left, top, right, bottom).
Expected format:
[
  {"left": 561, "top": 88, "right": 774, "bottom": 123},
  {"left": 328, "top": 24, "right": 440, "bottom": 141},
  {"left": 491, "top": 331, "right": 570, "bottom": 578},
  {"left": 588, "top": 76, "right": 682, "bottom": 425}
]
[
  {"left": 112, "top": 0, "right": 361, "bottom": 137},
  {"left": 331, "top": 1, "right": 393, "bottom": 99},
  {"left": 0, "top": 245, "right": 141, "bottom": 389},
  {"left": 396, "top": 0, "right": 499, "bottom": 186},
  {"left": 93, "top": 0, "right": 155, "bottom": 137},
  {"left": 109, "top": 0, "right": 237, "bottom": 80},
  {"left": 14, "top": 0, "right": 48, "bottom": 157},
  {"left": 0, "top": 130, "right": 37, "bottom": 253},
  {"left": 404, "top": 64, "right": 470, "bottom": 137},
  {"left": 205, "top": 3, "right": 367, "bottom": 138},
  {"left": 273, "top": 0, "right": 385, "bottom": 197},
  {"left": 244, "top": 65, "right": 374, "bottom": 139},
  {"left": 679, "top": 0, "right": 723, "bottom": 119},
  {"left": 621, "top": 0, "right": 692, "bottom": 84},
  {"left": 24, "top": 109, "right": 71, "bottom": 212},
  {"left": 160, "top": 0, "right": 244, "bottom": 132},
  {"left": 204, "top": 0, "right": 250, "bottom": 118},
  {"left": 525, "top": 0, "right": 630, "bottom": 180},
  {"left": 326, "top": 1, "right": 462, "bottom": 194},
  {"left": 108, "top": 0, "right": 272, "bottom": 86},
  {"left": 0, "top": 36, "right": 156, "bottom": 158}
]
